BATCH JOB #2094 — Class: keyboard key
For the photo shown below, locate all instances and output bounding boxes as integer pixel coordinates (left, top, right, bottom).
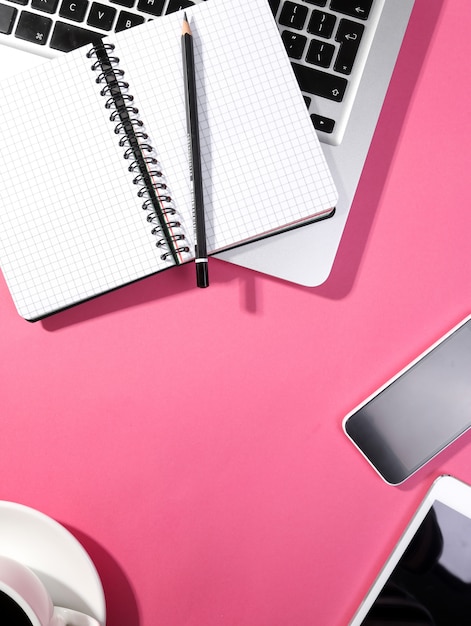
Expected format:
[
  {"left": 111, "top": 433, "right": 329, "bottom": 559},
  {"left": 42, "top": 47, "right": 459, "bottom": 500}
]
[
  {"left": 136, "top": 0, "right": 164, "bottom": 16},
  {"left": 50, "top": 20, "right": 102, "bottom": 49},
  {"left": 311, "top": 114, "right": 335, "bottom": 133},
  {"left": 15, "top": 11, "right": 52, "bottom": 43},
  {"left": 110, "top": 0, "right": 134, "bottom": 8},
  {"left": 305, "top": 0, "right": 327, "bottom": 5},
  {"left": 0, "top": 3, "right": 17, "bottom": 33},
  {"left": 307, "top": 10, "right": 335, "bottom": 38},
  {"left": 334, "top": 18, "right": 364, "bottom": 74},
  {"left": 31, "top": 0, "right": 59, "bottom": 14},
  {"left": 115, "top": 9, "right": 144, "bottom": 31},
  {"left": 59, "top": 0, "right": 89, "bottom": 21},
  {"left": 267, "top": 0, "right": 280, "bottom": 16},
  {"left": 279, "top": 1, "right": 308, "bottom": 30},
  {"left": 329, "top": 0, "right": 372, "bottom": 20},
  {"left": 87, "top": 1, "right": 115, "bottom": 29},
  {"left": 292, "top": 62, "right": 347, "bottom": 101},
  {"left": 8, "top": 0, "right": 27, "bottom": 6},
  {"left": 306, "top": 39, "right": 334, "bottom": 68},
  {"left": 281, "top": 29, "right": 306, "bottom": 60},
  {"left": 165, "top": 0, "right": 194, "bottom": 12}
]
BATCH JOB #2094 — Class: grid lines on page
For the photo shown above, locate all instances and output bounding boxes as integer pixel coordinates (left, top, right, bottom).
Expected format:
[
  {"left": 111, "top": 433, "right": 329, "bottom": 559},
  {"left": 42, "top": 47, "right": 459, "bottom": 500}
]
[
  {"left": 0, "top": 50, "right": 166, "bottom": 319},
  {"left": 112, "top": 0, "right": 337, "bottom": 254}
]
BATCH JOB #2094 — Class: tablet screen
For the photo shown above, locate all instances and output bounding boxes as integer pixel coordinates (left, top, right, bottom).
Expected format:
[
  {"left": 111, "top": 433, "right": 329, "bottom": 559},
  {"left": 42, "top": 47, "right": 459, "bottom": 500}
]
[{"left": 360, "top": 500, "right": 471, "bottom": 624}]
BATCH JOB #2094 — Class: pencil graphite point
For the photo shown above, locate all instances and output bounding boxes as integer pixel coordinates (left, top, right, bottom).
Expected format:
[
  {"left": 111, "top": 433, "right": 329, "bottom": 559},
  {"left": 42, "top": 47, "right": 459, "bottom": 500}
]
[{"left": 182, "top": 12, "right": 191, "bottom": 35}]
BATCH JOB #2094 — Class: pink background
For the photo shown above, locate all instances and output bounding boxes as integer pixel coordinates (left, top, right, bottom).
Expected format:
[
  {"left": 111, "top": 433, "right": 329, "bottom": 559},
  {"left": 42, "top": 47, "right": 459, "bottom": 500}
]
[{"left": 1, "top": 0, "right": 470, "bottom": 624}]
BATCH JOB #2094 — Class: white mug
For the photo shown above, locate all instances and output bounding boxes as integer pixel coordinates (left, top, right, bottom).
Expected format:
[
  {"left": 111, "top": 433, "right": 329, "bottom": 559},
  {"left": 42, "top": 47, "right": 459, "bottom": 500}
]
[{"left": 0, "top": 555, "right": 100, "bottom": 626}]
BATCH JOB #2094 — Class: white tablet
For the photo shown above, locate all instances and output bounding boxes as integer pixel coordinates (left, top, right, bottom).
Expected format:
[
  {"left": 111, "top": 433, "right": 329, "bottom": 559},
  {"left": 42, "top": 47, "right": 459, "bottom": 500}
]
[{"left": 349, "top": 475, "right": 471, "bottom": 625}]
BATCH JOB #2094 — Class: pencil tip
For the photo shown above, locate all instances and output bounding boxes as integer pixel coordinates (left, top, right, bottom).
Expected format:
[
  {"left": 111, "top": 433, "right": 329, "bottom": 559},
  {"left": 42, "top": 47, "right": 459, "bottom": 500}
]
[{"left": 182, "top": 11, "right": 191, "bottom": 35}]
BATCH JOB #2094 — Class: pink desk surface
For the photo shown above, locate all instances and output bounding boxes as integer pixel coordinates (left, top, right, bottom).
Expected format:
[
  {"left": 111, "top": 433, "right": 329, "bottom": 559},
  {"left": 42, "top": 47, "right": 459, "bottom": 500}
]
[{"left": 1, "top": 1, "right": 470, "bottom": 624}]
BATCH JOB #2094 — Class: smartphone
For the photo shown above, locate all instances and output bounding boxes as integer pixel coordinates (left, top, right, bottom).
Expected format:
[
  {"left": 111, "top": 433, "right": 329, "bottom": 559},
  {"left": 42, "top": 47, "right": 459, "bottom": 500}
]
[
  {"left": 349, "top": 475, "right": 471, "bottom": 625},
  {"left": 343, "top": 314, "right": 471, "bottom": 485}
]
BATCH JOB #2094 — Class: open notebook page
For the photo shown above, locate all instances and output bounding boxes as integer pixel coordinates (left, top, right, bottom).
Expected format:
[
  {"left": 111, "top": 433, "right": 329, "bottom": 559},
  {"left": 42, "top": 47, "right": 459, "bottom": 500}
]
[
  {"left": 0, "top": 0, "right": 337, "bottom": 321},
  {"left": 116, "top": 0, "right": 338, "bottom": 251},
  {"left": 0, "top": 49, "right": 175, "bottom": 321}
]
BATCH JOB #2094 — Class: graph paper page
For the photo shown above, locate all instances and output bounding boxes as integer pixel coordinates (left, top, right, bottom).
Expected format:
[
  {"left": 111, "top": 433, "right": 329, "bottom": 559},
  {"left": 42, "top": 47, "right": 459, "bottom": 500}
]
[
  {"left": 0, "top": 0, "right": 337, "bottom": 320},
  {"left": 115, "top": 0, "right": 338, "bottom": 252},
  {"left": 0, "top": 48, "right": 173, "bottom": 320}
]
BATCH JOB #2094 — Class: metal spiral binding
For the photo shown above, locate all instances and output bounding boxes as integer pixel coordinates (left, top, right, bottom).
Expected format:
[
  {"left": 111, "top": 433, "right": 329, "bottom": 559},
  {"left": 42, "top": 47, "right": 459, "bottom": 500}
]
[{"left": 86, "top": 41, "right": 190, "bottom": 265}]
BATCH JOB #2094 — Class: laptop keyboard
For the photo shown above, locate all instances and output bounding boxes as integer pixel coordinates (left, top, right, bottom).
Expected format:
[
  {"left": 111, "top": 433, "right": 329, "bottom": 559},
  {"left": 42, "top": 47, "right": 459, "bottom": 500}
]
[{"left": 0, "top": 0, "right": 384, "bottom": 145}]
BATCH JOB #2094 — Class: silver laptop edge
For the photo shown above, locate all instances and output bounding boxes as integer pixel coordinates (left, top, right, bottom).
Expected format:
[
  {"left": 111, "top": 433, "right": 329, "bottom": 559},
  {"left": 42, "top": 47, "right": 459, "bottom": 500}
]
[{"left": 216, "top": 0, "right": 416, "bottom": 287}]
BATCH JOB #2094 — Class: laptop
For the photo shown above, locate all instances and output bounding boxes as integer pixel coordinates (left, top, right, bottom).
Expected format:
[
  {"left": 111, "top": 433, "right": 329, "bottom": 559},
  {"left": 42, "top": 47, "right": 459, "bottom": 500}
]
[{"left": 0, "top": 0, "right": 416, "bottom": 287}]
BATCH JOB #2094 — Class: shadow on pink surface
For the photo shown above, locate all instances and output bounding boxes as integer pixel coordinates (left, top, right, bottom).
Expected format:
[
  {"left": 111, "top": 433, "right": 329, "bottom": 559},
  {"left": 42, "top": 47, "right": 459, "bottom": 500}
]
[
  {"left": 315, "top": 0, "right": 444, "bottom": 301},
  {"left": 65, "top": 525, "right": 140, "bottom": 626},
  {"left": 40, "top": 258, "right": 258, "bottom": 330}
]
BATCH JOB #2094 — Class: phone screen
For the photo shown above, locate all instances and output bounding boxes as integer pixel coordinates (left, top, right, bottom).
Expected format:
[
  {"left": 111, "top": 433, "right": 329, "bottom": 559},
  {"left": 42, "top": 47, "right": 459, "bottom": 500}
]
[
  {"left": 357, "top": 499, "right": 471, "bottom": 624},
  {"left": 344, "top": 318, "right": 471, "bottom": 484}
]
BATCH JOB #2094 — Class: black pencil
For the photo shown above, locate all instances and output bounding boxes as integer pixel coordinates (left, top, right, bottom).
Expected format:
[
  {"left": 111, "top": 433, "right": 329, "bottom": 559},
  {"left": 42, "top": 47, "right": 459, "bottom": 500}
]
[{"left": 182, "top": 12, "right": 209, "bottom": 288}]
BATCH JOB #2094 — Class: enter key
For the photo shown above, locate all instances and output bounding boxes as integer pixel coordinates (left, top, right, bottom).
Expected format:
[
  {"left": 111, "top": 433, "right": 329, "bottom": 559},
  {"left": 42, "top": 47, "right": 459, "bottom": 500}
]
[{"left": 334, "top": 19, "right": 364, "bottom": 75}]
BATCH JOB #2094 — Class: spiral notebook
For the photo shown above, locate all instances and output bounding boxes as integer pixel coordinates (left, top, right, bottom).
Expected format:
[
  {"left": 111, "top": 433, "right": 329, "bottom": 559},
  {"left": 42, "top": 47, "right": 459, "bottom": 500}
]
[{"left": 0, "top": 0, "right": 338, "bottom": 321}]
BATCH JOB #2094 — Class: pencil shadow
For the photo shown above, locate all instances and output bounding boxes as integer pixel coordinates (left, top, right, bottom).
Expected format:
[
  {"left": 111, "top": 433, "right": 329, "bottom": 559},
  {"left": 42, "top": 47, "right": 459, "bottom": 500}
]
[
  {"left": 62, "top": 524, "right": 141, "bottom": 626},
  {"left": 314, "top": 0, "right": 444, "bottom": 301}
]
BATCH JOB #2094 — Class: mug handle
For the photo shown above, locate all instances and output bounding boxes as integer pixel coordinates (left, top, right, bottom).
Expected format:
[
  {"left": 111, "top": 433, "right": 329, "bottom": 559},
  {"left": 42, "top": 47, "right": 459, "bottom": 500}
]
[{"left": 52, "top": 606, "right": 101, "bottom": 626}]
